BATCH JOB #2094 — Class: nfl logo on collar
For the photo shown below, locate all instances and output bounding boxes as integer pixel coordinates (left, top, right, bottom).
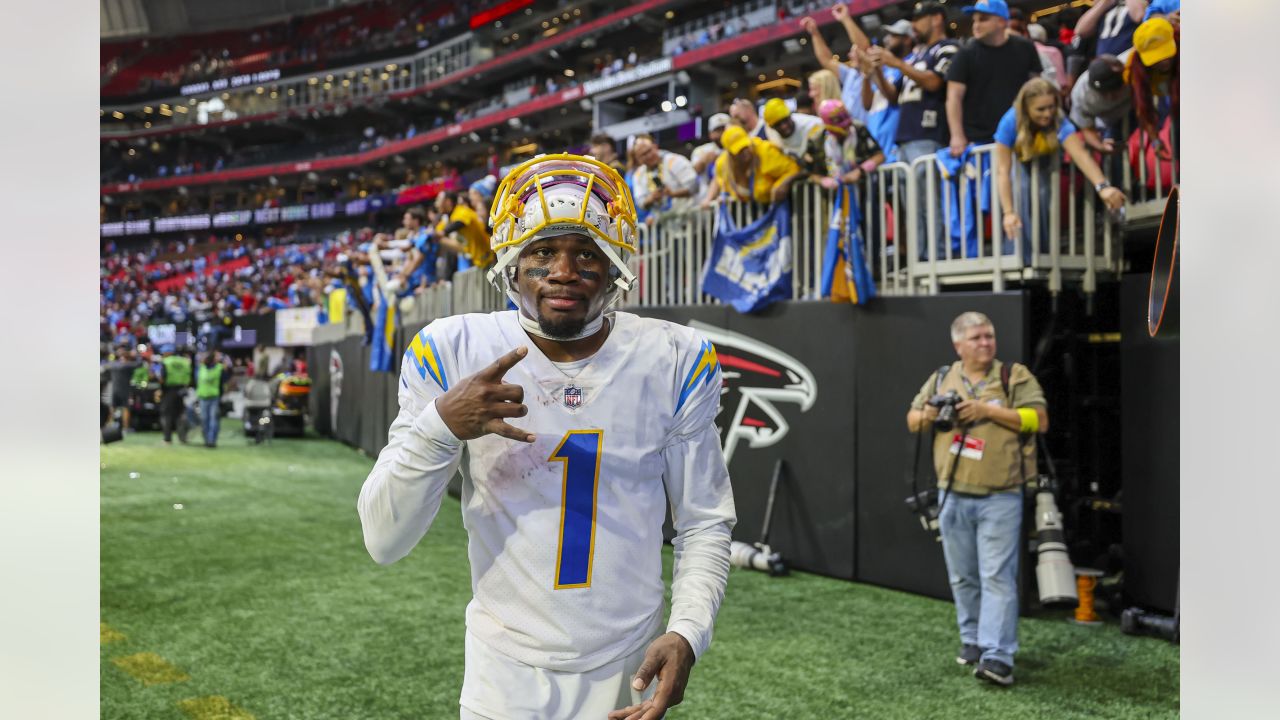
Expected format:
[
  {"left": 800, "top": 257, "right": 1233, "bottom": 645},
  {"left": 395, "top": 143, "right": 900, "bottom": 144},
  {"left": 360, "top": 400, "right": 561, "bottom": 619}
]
[{"left": 564, "top": 385, "right": 583, "bottom": 409}]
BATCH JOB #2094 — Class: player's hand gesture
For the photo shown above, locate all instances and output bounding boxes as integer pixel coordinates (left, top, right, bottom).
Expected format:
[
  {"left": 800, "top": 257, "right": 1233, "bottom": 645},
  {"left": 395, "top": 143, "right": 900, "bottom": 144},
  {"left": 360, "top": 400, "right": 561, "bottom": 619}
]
[
  {"left": 831, "top": 3, "right": 849, "bottom": 22},
  {"left": 607, "top": 632, "right": 695, "bottom": 720},
  {"left": 435, "top": 346, "right": 534, "bottom": 443}
]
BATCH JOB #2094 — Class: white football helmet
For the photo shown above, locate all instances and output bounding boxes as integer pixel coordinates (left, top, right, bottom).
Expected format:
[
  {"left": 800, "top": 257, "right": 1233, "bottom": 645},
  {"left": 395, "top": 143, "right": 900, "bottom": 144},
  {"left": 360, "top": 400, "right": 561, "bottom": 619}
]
[{"left": 486, "top": 153, "right": 638, "bottom": 309}]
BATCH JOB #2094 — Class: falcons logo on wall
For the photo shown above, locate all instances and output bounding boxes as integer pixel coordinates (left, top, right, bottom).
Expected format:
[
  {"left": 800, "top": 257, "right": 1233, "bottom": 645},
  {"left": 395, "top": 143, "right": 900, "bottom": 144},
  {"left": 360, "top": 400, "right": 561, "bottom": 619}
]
[{"left": 690, "top": 321, "right": 818, "bottom": 465}]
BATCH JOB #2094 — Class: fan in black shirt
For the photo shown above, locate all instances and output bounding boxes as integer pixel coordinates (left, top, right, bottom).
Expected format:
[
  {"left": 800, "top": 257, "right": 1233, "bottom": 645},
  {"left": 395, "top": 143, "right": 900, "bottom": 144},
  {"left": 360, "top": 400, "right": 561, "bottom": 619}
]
[{"left": 945, "top": 3, "right": 1043, "bottom": 154}]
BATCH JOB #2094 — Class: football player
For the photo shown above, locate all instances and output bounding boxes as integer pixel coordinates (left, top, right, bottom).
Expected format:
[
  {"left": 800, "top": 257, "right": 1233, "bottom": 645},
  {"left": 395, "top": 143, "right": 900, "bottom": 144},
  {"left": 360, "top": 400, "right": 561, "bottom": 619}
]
[{"left": 358, "top": 154, "right": 737, "bottom": 720}]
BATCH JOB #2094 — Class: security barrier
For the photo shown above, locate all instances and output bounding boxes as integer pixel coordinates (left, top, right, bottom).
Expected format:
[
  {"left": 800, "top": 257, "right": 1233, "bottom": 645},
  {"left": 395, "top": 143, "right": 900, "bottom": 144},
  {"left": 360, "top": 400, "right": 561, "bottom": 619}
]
[
  {"left": 322, "top": 125, "right": 1176, "bottom": 335},
  {"left": 624, "top": 129, "right": 1180, "bottom": 305},
  {"left": 907, "top": 143, "right": 1118, "bottom": 296}
]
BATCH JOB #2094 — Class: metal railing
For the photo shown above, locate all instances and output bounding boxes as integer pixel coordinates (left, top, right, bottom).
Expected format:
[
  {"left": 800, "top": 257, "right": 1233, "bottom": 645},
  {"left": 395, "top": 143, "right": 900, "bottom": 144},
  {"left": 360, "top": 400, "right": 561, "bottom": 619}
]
[
  {"left": 905, "top": 143, "right": 1118, "bottom": 295},
  {"left": 623, "top": 124, "right": 1182, "bottom": 305},
  {"left": 1119, "top": 116, "right": 1179, "bottom": 216},
  {"left": 322, "top": 122, "right": 1178, "bottom": 339}
]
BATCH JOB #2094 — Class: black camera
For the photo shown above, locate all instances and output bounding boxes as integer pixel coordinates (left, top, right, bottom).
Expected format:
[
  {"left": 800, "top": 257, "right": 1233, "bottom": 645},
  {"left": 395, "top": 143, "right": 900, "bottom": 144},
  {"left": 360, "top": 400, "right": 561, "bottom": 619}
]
[
  {"left": 904, "top": 488, "right": 941, "bottom": 537},
  {"left": 927, "top": 390, "right": 962, "bottom": 432}
]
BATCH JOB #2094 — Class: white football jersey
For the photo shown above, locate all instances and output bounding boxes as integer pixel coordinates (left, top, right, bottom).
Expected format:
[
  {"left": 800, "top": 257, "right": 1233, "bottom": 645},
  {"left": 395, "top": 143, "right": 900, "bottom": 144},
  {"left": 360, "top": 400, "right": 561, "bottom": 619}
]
[{"left": 358, "top": 310, "right": 736, "bottom": 673}]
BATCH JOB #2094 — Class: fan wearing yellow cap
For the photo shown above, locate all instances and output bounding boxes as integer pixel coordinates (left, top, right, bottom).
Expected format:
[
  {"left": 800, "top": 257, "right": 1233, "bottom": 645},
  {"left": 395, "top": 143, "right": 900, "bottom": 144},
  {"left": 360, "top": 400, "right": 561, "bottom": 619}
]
[
  {"left": 360, "top": 152, "right": 737, "bottom": 720},
  {"left": 1127, "top": 16, "right": 1179, "bottom": 156},
  {"left": 709, "top": 124, "right": 802, "bottom": 206},
  {"left": 761, "top": 97, "right": 829, "bottom": 180}
]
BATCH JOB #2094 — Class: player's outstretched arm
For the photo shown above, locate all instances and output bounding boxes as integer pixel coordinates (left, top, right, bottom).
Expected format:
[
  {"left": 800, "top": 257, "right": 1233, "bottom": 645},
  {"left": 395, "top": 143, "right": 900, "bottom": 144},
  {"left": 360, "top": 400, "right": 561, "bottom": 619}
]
[
  {"left": 358, "top": 397, "right": 464, "bottom": 565},
  {"left": 357, "top": 345, "right": 535, "bottom": 564}
]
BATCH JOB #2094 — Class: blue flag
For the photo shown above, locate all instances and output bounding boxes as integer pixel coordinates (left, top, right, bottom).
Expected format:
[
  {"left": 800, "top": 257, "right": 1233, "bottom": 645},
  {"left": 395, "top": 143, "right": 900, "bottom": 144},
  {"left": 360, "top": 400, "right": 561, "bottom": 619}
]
[
  {"left": 935, "top": 146, "right": 990, "bottom": 259},
  {"left": 369, "top": 289, "right": 398, "bottom": 372},
  {"left": 701, "top": 201, "right": 793, "bottom": 313},
  {"left": 820, "top": 184, "right": 877, "bottom": 304}
]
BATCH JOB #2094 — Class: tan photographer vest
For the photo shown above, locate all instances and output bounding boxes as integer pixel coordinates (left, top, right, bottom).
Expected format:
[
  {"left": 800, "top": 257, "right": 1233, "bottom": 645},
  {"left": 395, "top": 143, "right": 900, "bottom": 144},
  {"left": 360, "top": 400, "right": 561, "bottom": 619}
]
[{"left": 931, "top": 360, "right": 1040, "bottom": 495}]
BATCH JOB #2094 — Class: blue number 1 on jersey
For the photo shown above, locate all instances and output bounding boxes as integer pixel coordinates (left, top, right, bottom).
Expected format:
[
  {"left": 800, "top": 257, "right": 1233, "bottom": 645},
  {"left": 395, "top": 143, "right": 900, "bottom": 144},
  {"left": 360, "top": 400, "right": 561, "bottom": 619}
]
[{"left": 549, "top": 430, "right": 603, "bottom": 589}]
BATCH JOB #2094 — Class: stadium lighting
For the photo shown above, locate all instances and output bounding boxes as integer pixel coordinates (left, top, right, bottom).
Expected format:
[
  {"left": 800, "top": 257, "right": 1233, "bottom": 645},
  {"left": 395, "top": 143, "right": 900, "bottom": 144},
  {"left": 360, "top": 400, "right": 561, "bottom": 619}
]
[
  {"left": 564, "top": 69, "right": 575, "bottom": 77},
  {"left": 143, "top": 122, "right": 151, "bottom": 128},
  {"left": 386, "top": 64, "right": 397, "bottom": 71},
  {"left": 143, "top": 106, "right": 153, "bottom": 113},
  {"left": 660, "top": 100, "right": 673, "bottom": 112},
  {"left": 675, "top": 95, "right": 687, "bottom": 107},
  {"left": 574, "top": 8, "right": 581, "bottom": 15},
  {"left": 741, "top": 55, "right": 749, "bottom": 63},
  {"left": 512, "top": 33, "right": 519, "bottom": 39},
  {"left": 665, "top": 10, "right": 675, "bottom": 19}
]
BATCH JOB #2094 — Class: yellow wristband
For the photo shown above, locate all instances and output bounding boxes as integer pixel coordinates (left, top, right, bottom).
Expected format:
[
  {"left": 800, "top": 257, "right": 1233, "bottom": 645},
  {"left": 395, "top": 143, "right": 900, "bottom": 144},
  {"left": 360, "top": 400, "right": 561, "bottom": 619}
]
[{"left": 1017, "top": 407, "right": 1039, "bottom": 434}]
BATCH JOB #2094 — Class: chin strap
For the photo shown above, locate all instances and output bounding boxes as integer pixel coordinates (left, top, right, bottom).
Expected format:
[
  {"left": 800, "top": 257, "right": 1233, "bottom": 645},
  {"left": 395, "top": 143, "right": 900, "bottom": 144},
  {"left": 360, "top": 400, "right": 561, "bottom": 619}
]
[{"left": 516, "top": 305, "right": 609, "bottom": 341}]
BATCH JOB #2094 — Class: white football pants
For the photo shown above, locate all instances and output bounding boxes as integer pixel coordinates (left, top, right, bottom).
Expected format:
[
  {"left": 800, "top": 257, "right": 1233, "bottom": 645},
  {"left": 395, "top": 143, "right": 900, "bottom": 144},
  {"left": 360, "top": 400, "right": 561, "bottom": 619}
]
[{"left": 459, "top": 630, "right": 657, "bottom": 719}]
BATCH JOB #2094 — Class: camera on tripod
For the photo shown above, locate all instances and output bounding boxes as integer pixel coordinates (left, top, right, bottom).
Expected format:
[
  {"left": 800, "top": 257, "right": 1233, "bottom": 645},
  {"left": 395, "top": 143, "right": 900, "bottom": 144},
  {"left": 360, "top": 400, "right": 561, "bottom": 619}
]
[{"left": 927, "top": 390, "right": 963, "bottom": 432}]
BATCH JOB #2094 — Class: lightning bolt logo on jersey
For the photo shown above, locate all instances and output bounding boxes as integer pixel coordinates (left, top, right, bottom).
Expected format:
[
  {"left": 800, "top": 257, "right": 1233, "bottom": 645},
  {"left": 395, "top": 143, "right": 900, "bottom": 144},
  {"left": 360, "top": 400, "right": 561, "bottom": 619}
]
[{"left": 393, "top": 310, "right": 736, "bottom": 673}]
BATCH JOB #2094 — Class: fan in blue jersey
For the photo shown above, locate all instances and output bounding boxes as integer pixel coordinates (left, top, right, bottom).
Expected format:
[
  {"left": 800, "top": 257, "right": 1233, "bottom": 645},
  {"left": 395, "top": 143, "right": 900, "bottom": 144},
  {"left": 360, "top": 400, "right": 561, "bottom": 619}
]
[{"left": 359, "top": 153, "right": 736, "bottom": 720}]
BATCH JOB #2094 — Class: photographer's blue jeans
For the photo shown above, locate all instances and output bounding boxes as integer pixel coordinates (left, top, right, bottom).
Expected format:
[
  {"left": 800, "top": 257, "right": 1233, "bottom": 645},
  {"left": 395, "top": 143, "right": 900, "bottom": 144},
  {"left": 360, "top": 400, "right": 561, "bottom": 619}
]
[
  {"left": 938, "top": 490, "right": 1022, "bottom": 667},
  {"left": 200, "top": 397, "right": 220, "bottom": 445}
]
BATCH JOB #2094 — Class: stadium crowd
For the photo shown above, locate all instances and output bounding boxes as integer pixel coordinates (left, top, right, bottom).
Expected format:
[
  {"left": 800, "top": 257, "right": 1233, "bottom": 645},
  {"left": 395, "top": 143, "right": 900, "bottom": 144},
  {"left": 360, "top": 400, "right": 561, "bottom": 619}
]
[
  {"left": 102, "top": 0, "right": 1182, "bottom": 344},
  {"left": 102, "top": 0, "right": 479, "bottom": 98}
]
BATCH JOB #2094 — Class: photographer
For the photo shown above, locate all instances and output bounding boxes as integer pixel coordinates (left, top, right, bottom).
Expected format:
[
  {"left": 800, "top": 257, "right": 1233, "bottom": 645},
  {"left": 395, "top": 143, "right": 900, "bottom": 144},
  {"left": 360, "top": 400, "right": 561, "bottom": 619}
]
[{"left": 905, "top": 312, "right": 1048, "bottom": 687}]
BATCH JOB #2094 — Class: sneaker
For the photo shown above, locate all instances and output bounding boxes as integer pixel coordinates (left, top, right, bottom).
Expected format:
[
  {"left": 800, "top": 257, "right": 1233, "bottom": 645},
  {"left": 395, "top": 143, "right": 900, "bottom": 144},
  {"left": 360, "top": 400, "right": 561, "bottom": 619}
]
[
  {"left": 956, "top": 644, "right": 982, "bottom": 666},
  {"left": 974, "top": 658, "right": 1014, "bottom": 686}
]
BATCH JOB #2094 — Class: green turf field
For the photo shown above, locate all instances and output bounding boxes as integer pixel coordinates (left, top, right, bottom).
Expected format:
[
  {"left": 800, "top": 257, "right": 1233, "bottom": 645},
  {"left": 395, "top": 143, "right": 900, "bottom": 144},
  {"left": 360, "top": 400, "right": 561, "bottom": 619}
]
[{"left": 102, "top": 426, "right": 1178, "bottom": 719}]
